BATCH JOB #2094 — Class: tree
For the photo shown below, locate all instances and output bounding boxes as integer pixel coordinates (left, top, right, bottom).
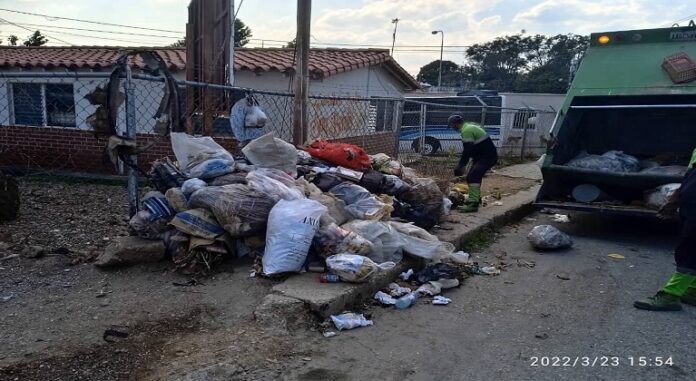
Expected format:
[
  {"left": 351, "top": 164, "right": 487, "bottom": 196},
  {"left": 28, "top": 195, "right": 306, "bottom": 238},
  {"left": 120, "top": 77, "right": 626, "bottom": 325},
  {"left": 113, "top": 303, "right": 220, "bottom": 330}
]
[
  {"left": 8, "top": 35, "right": 18, "bottom": 46},
  {"left": 234, "top": 19, "right": 251, "bottom": 47},
  {"left": 416, "top": 60, "right": 462, "bottom": 87},
  {"left": 284, "top": 38, "right": 296, "bottom": 48},
  {"left": 166, "top": 19, "right": 251, "bottom": 48},
  {"left": 23, "top": 31, "right": 48, "bottom": 46},
  {"left": 461, "top": 33, "right": 589, "bottom": 93},
  {"left": 168, "top": 38, "right": 186, "bottom": 48}
]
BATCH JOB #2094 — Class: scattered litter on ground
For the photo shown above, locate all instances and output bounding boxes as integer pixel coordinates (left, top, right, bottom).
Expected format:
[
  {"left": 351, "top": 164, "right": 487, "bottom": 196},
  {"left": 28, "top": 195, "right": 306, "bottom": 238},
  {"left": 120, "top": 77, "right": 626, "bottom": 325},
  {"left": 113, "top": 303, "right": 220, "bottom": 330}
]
[
  {"left": 1, "top": 294, "right": 15, "bottom": 302},
  {"left": 330, "top": 312, "right": 373, "bottom": 331},
  {"left": 374, "top": 291, "right": 397, "bottom": 305},
  {"left": 322, "top": 331, "right": 338, "bottom": 338},
  {"left": 528, "top": 225, "right": 573, "bottom": 250},
  {"left": 608, "top": 253, "right": 625, "bottom": 260},
  {"left": 432, "top": 296, "right": 452, "bottom": 305},
  {"left": 481, "top": 266, "right": 501, "bottom": 275},
  {"left": 551, "top": 214, "right": 570, "bottom": 223},
  {"left": 102, "top": 326, "right": 129, "bottom": 342},
  {"left": 535, "top": 333, "right": 549, "bottom": 340},
  {"left": 387, "top": 282, "right": 412, "bottom": 297},
  {"left": 556, "top": 275, "right": 571, "bottom": 281},
  {"left": 399, "top": 269, "right": 414, "bottom": 281}
]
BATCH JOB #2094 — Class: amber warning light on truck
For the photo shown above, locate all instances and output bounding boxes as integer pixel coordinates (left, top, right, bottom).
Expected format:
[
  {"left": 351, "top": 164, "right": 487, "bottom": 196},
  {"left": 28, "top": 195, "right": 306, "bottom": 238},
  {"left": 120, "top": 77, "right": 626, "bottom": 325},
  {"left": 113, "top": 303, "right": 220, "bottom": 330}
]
[{"left": 598, "top": 35, "right": 610, "bottom": 44}]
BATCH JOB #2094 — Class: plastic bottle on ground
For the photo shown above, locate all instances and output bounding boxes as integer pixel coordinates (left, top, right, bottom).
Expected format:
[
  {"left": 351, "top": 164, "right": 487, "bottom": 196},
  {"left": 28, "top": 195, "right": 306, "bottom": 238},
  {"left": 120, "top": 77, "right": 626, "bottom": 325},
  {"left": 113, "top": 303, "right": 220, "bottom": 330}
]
[
  {"left": 395, "top": 292, "right": 420, "bottom": 309},
  {"left": 319, "top": 274, "right": 341, "bottom": 283}
]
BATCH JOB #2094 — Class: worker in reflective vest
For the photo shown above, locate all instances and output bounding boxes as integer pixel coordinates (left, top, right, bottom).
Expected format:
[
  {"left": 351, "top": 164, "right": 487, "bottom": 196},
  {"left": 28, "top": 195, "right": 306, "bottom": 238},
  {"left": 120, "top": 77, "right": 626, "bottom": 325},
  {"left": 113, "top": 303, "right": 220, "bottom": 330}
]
[
  {"left": 448, "top": 115, "right": 499, "bottom": 212},
  {"left": 634, "top": 149, "right": 696, "bottom": 311}
]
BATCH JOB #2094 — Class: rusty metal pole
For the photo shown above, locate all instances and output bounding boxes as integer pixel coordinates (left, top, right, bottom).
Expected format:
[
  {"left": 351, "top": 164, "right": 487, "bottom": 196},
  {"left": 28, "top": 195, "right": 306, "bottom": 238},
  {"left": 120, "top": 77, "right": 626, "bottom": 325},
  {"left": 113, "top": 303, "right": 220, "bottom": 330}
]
[{"left": 293, "top": 0, "right": 311, "bottom": 146}]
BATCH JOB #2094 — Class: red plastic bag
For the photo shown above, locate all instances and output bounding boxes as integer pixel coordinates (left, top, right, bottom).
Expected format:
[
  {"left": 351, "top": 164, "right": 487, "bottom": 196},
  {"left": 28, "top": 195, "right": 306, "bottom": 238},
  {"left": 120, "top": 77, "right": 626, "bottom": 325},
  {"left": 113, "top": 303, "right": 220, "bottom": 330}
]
[{"left": 306, "top": 140, "right": 372, "bottom": 170}]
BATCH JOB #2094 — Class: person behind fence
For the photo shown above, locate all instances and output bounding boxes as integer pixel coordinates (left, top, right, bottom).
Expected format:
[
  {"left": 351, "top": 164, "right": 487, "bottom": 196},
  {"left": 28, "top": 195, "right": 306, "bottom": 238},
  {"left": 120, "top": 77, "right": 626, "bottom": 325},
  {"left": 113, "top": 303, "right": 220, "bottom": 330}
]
[
  {"left": 633, "top": 148, "right": 696, "bottom": 311},
  {"left": 448, "top": 114, "right": 498, "bottom": 213}
]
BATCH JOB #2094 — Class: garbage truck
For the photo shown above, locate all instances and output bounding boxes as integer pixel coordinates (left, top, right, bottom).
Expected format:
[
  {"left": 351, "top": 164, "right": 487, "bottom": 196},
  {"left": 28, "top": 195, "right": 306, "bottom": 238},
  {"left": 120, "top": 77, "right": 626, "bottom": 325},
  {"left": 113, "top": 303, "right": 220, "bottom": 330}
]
[{"left": 535, "top": 25, "right": 696, "bottom": 216}]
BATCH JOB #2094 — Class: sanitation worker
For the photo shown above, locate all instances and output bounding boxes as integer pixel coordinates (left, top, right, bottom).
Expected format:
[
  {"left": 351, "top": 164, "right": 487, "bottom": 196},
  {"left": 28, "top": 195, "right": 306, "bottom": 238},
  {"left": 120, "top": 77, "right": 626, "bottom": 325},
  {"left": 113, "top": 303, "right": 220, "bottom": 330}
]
[
  {"left": 448, "top": 114, "right": 499, "bottom": 212},
  {"left": 634, "top": 149, "right": 696, "bottom": 311}
]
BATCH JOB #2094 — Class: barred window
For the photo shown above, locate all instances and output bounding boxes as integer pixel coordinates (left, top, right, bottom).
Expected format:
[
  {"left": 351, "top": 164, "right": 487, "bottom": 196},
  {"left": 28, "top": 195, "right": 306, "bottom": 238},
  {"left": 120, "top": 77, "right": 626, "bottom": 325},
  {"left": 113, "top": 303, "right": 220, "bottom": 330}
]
[
  {"left": 12, "top": 83, "right": 76, "bottom": 127},
  {"left": 512, "top": 109, "right": 536, "bottom": 130}
]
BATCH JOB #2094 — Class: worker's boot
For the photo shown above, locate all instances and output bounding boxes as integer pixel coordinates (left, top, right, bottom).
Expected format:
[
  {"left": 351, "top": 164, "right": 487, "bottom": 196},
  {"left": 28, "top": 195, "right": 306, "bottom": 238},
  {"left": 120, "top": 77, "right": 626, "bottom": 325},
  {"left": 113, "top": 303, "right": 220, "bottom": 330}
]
[
  {"left": 681, "top": 285, "right": 696, "bottom": 306},
  {"left": 633, "top": 291, "right": 682, "bottom": 311},
  {"left": 457, "top": 184, "right": 480, "bottom": 213}
]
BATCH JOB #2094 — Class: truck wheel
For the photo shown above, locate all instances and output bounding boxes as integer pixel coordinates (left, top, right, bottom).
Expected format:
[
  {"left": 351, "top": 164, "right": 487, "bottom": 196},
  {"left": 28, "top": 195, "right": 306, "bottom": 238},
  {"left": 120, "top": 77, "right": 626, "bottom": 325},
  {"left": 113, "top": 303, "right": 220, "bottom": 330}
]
[
  {"left": 0, "top": 172, "right": 20, "bottom": 222},
  {"left": 411, "top": 137, "right": 441, "bottom": 155}
]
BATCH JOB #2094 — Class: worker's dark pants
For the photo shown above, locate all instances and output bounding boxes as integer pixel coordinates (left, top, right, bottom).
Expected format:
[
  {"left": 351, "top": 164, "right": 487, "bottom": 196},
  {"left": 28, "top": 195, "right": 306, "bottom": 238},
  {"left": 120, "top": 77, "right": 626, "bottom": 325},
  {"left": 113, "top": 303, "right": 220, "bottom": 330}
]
[
  {"left": 466, "top": 159, "right": 496, "bottom": 185},
  {"left": 676, "top": 204, "right": 696, "bottom": 275}
]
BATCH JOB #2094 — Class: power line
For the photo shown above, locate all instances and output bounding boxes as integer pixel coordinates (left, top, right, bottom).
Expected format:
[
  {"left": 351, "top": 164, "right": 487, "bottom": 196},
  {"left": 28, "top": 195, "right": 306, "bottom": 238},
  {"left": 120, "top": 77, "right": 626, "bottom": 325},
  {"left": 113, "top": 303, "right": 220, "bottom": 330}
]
[
  {"left": 0, "top": 7, "right": 183, "bottom": 34},
  {"left": 0, "top": 17, "right": 73, "bottom": 45},
  {"left": 667, "top": 12, "right": 696, "bottom": 26},
  {"left": 0, "top": 21, "right": 181, "bottom": 39}
]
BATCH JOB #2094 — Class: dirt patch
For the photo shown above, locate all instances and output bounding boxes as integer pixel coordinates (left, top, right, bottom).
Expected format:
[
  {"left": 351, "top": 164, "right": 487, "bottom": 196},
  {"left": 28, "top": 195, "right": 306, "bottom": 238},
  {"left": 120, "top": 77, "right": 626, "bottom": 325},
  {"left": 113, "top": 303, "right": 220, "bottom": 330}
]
[
  {"left": 0, "top": 179, "right": 129, "bottom": 263},
  {"left": 0, "top": 307, "right": 207, "bottom": 381}
]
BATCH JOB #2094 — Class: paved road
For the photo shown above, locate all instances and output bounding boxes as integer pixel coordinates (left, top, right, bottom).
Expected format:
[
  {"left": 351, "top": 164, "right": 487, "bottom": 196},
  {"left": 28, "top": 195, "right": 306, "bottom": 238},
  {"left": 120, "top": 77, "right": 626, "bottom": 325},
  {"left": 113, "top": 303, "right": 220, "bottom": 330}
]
[{"left": 284, "top": 213, "right": 696, "bottom": 381}]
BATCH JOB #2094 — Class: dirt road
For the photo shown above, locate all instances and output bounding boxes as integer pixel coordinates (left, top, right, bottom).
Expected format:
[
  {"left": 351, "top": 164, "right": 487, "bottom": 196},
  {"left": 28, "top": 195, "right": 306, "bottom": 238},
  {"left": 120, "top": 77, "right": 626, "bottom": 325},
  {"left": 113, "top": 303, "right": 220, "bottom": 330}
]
[{"left": 278, "top": 213, "right": 695, "bottom": 381}]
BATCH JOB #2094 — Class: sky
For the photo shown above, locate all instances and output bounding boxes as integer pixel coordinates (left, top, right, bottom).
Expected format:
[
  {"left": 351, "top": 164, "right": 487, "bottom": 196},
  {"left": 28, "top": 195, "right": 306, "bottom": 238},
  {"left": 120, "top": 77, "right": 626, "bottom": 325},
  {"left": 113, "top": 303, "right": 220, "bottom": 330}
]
[{"left": 0, "top": 0, "right": 694, "bottom": 75}]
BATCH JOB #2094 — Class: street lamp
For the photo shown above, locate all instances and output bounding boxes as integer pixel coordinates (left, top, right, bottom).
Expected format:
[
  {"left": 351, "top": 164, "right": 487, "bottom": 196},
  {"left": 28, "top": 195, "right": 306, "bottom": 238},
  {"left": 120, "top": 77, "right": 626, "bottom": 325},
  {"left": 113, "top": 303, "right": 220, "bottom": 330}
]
[{"left": 431, "top": 30, "right": 444, "bottom": 88}]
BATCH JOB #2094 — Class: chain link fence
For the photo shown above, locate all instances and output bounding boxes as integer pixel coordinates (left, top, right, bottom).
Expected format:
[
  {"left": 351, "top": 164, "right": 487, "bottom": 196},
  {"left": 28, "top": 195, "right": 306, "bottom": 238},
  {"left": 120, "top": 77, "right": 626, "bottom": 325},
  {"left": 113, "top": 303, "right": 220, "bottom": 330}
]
[
  {"left": 0, "top": 72, "right": 403, "bottom": 176},
  {"left": 396, "top": 98, "right": 557, "bottom": 181}
]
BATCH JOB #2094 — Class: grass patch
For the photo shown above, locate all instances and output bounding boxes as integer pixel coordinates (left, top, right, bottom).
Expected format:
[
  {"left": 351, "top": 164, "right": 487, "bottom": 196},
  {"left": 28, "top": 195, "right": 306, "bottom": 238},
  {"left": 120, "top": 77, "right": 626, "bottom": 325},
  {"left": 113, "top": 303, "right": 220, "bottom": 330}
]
[{"left": 460, "top": 226, "right": 499, "bottom": 253}]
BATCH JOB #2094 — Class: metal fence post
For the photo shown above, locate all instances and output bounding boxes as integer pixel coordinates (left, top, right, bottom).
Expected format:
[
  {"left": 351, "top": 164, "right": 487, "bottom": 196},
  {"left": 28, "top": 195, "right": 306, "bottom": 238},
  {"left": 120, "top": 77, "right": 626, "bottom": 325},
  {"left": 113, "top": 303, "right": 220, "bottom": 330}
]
[
  {"left": 124, "top": 66, "right": 139, "bottom": 218},
  {"left": 520, "top": 107, "right": 530, "bottom": 160},
  {"left": 393, "top": 99, "right": 403, "bottom": 156},
  {"left": 419, "top": 103, "right": 426, "bottom": 155}
]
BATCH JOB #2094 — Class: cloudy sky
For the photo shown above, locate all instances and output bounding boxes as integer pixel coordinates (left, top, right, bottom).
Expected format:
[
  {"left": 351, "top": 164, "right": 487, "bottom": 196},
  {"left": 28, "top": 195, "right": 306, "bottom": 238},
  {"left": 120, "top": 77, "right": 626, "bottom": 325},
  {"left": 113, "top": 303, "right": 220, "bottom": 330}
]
[{"left": 1, "top": 0, "right": 693, "bottom": 74}]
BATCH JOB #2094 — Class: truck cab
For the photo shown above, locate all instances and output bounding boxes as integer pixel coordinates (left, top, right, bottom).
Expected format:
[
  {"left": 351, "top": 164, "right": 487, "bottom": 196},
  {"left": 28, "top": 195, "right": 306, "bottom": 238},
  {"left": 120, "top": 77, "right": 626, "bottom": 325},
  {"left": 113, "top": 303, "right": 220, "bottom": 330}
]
[{"left": 536, "top": 25, "right": 696, "bottom": 216}]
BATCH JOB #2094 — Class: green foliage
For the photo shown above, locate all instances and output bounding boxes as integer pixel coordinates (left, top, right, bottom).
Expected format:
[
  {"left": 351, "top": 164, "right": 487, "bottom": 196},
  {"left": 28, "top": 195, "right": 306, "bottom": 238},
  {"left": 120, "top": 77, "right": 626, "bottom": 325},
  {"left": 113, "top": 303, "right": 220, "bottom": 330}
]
[
  {"left": 23, "top": 31, "right": 48, "bottom": 46},
  {"left": 234, "top": 19, "right": 252, "bottom": 47},
  {"left": 416, "top": 60, "right": 462, "bottom": 87},
  {"left": 8, "top": 35, "right": 18, "bottom": 46},
  {"left": 168, "top": 38, "right": 186, "bottom": 48},
  {"left": 284, "top": 38, "right": 296, "bottom": 48},
  {"left": 417, "top": 34, "right": 589, "bottom": 93}
]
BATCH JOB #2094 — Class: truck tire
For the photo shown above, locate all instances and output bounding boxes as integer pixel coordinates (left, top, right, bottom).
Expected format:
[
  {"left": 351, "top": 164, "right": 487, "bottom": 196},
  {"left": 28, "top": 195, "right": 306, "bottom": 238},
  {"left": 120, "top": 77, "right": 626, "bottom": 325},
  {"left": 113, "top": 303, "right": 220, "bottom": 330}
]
[
  {"left": 411, "top": 137, "right": 441, "bottom": 155},
  {"left": 0, "top": 172, "right": 20, "bottom": 222}
]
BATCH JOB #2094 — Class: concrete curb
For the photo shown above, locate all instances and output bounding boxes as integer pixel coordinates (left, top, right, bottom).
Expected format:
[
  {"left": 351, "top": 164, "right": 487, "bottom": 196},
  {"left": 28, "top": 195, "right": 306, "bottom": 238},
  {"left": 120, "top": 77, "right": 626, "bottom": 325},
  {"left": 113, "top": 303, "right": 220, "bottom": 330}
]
[{"left": 256, "top": 184, "right": 541, "bottom": 321}]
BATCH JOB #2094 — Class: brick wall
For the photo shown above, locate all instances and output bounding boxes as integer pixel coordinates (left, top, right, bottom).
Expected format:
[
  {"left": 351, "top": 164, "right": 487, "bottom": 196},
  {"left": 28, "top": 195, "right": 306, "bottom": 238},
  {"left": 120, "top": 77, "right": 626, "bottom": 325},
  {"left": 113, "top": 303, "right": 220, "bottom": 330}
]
[
  {"left": 0, "top": 126, "right": 237, "bottom": 175},
  {"left": 0, "top": 126, "right": 396, "bottom": 175}
]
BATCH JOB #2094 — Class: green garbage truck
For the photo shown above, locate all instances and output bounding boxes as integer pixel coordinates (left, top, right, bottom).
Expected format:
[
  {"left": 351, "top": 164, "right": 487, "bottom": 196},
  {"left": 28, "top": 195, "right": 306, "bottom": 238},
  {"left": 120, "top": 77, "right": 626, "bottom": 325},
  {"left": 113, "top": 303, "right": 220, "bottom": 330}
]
[{"left": 535, "top": 25, "right": 696, "bottom": 216}]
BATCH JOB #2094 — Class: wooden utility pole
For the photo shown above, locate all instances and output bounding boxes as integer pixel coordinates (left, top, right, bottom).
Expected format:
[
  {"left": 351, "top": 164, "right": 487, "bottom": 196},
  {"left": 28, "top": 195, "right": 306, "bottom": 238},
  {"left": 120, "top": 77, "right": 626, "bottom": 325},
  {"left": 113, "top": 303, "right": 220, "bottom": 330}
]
[{"left": 293, "top": 0, "right": 311, "bottom": 146}]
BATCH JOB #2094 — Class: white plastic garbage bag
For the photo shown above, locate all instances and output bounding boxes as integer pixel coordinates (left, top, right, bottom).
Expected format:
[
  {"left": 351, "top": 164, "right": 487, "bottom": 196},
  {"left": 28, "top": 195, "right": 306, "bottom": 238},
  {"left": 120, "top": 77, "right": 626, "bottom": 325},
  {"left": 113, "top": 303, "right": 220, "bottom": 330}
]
[
  {"left": 181, "top": 178, "right": 207, "bottom": 197},
  {"left": 242, "top": 133, "right": 298, "bottom": 177},
  {"left": 262, "top": 199, "right": 327, "bottom": 275},
  {"left": 171, "top": 132, "right": 235, "bottom": 178},
  {"left": 325, "top": 253, "right": 395, "bottom": 283},
  {"left": 645, "top": 183, "right": 681, "bottom": 210},
  {"left": 342, "top": 220, "right": 404, "bottom": 263},
  {"left": 246, "top": 168, "right": 304, "bottom": 202},
  {"left": 389, "top": 221, "right": 455, "bottom": 260},
  {"left": 527, "top": 225, "right": 573, "bottom": 250},
  {"left": 330, "top": 312, "right": 373, "bottom": 331}
]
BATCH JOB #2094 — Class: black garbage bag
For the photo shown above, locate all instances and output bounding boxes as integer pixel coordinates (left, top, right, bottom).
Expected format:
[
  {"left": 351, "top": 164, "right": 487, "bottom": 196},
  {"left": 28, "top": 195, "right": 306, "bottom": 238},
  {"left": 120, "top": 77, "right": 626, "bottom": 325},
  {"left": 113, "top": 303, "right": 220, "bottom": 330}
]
[
  {"left": 392, "top": 199, "right": 439, "bottom": 230},
  {"left": 413, "top": 263, "right": 460, "bottom": 284},
  {"left": 358, "top": 169, "right": 385, "bottom": 194},
  {"left": 312, "top": 173, "right": 344, "bottom": 192},
  {"left": 393, "top": 179, "right": 443, "bottom": 229}
]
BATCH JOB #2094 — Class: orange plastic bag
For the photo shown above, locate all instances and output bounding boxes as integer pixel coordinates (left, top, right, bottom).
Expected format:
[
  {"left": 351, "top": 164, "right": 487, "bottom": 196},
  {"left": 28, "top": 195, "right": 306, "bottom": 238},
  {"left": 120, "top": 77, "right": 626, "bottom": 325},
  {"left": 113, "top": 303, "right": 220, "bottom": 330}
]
[{"left": 306, "top": 140, "right": 372, "bottom": 170}]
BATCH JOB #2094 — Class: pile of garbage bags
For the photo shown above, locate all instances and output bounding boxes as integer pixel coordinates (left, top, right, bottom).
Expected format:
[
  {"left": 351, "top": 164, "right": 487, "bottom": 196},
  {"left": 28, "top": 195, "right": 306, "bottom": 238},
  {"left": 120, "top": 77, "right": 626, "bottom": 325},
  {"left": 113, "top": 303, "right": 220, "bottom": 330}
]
[{"left": 129, "top": 132, "right": 456, "bottom": 277}]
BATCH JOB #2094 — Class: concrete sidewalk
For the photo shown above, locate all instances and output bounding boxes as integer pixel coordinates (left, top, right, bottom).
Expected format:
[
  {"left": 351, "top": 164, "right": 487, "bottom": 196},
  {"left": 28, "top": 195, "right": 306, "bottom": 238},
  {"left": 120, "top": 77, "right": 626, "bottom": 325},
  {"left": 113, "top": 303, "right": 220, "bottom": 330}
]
[{"left": 257, "top": 163, "right": 543, "bottom": 321}]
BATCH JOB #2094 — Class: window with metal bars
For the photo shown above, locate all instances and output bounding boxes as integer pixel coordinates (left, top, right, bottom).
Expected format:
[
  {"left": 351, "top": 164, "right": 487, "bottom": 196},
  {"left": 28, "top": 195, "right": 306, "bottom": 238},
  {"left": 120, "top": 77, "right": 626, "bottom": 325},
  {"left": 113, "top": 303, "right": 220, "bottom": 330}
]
[{"left": 11, "top": 83, "right": 76, "bottom": 127}]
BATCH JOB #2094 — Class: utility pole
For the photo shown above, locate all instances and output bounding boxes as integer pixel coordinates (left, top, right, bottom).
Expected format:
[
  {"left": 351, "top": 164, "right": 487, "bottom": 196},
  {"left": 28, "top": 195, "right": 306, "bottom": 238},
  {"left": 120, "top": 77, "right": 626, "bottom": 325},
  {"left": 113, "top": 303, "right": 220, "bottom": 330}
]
[
  {"left": 229, "top": 0, "right": 235, "bottom": 85},
  {"left": 293, "top": 0, "right": 311, "bottom": 146},
  {"left": 391, "top": 18, "right": 400, "bottom": 55},
  {"left": 431, "top": 30, "right": 444, "bottom": 88}
]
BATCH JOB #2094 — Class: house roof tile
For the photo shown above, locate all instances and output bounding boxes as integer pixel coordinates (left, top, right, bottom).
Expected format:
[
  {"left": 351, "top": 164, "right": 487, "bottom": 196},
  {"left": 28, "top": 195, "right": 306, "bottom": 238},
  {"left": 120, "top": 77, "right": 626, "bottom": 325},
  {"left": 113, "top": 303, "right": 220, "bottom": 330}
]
[{"left": 0, "top": 46, "right": 419, "bottom": 89}]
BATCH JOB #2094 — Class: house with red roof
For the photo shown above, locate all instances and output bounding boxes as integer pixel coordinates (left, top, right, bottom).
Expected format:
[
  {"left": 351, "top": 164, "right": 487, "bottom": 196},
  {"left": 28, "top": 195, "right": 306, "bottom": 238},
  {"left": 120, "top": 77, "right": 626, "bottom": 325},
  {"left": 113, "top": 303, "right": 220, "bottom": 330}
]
[{"left": 0, "top": 46, "right": 417, "bottom": 173}]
